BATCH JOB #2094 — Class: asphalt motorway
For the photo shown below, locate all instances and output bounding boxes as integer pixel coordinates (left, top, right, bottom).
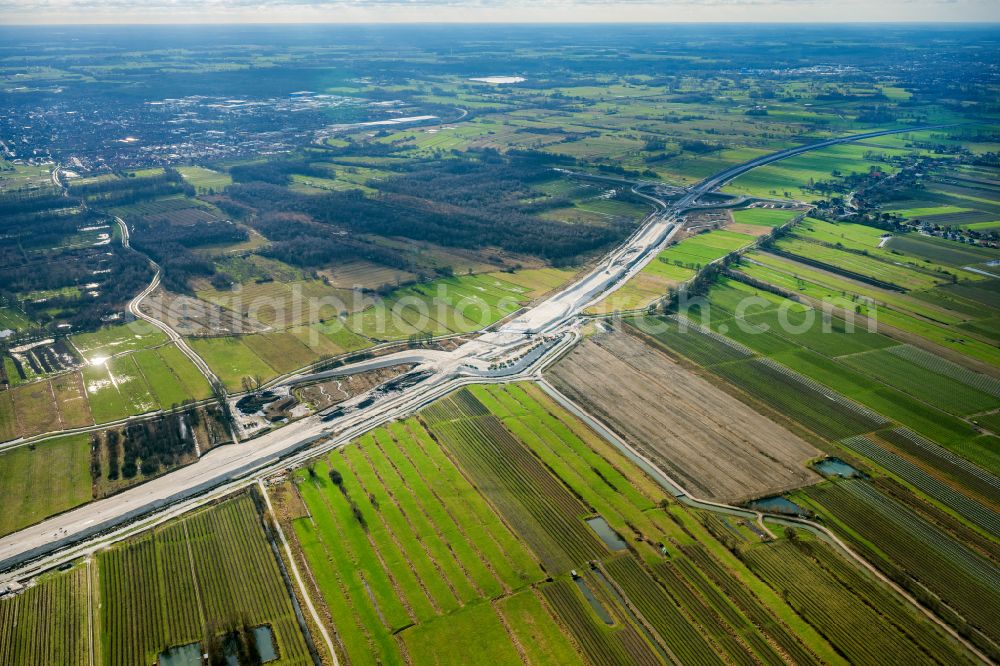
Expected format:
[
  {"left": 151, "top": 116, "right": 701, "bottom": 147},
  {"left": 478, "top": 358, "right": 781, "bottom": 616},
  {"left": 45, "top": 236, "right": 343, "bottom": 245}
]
[{"left": 0, "top": 125, "right": 943, "bottom": 576}]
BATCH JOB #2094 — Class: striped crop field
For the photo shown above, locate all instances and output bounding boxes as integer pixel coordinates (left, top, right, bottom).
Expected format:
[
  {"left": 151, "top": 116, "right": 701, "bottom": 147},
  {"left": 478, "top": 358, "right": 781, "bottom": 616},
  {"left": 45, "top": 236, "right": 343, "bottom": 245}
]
[{"left": 99, "top": 494, "right": 312, "bottom": 666}]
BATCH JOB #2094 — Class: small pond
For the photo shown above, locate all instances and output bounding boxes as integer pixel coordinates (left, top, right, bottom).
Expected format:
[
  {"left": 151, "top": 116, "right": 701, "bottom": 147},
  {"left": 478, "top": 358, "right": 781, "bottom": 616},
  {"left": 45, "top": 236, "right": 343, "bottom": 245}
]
[
  {"left": 814, "top": 457, "right": 863, "bottom": 479},
  {"left": 747, "top": 495, "right": 807, "bottom": 516},
  {"left": 159, "top": 643, "right": 201, "bottom": 666},
  {"left": 586, "top": 516, "right": 628, "bottom": 551},
  {"left": 574, "top": 577, "right": 613, "bottom": 625},
  {"left": 254, "top": 625, "right": 278, "bottom": 662}
]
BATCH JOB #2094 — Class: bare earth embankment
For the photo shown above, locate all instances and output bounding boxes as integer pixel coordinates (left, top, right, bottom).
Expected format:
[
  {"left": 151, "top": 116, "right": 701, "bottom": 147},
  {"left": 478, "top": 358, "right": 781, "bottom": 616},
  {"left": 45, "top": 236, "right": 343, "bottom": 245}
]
[{"left": 547, "top": 327, "right": 821, "bottom": 502}]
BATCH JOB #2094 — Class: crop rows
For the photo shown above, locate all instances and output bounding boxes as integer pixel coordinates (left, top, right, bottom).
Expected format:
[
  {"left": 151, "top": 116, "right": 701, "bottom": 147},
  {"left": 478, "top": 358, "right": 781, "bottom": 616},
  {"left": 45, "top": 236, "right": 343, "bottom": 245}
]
[
  {"left": 887, "top": 345, "right": 1000, "bottom": 397},
  {"left": 603, "top": 556, "right": 723, "bottom": 665},
  {"left": 680, "top": 544, "right": 823, "bottom": 666},
  {"left": 650, "top": 561, "right": 756, "bottom": 666},
  {"left": 625, "top": 316, "right": 752, "bottom": 367},
  {"left": 421, "top": 388, "right": 489, "bottom": 424},
  {"left": 841, "top": 435, "right": 1000, "bottom": 535},
  {"left": 880, "top": 427, "right": 1000, "bottom": 500},
  {"left": 756, "top": 357, "right": 889, "bottom": 424},
  {"left": 294, "top": 478, "right": 403, "bottom": 664},
  {"left": 802, "top": 480, "right": 1000, "bottom": 642},
  {"left": 100, "top": 495, "right": 312, "bottom": 666},
  {"left": 805, "top": 536, "right": 978, "bottom": 664},
  {"left": 672, "top": 557, "right": 786, "bottom": 666},
  {"left": 472, "top": 384, "right": 667, "bottom": 546},
  {"left": 712, "top": 358, "right": 885, "bottom": 439},
  {"left": 431, "top": 408, "right": 607, "bottom": 572},
  {"left": 540, "top": 579, "right": 639, "bottom": 666},
  {"left": 292, "top": 415, "right": 550, "bottom": 665},
  {"left": 0, "top": 564, "right": 89, "bottom": 666},
  {"left": 671, "top": 314, "right": 757, "bottom": 356},
  {"left": 839, "top": 348, "right": 997, "bottom": 416},
  {"left": 744, "top": 541, "right": 965, "bottom": 665}
]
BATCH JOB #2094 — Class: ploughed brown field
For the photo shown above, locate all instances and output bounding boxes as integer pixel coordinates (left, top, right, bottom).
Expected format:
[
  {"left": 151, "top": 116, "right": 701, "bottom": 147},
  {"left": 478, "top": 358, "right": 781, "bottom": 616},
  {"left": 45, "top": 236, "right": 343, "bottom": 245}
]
[{"left": 547, "top": 326, "right": 821, "bottom": 502}]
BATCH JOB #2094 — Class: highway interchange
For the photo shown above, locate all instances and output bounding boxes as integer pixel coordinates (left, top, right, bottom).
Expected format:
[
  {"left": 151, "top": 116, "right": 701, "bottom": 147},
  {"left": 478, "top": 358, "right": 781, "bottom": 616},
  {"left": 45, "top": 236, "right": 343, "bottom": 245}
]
[{"left": 0, "top": 125, "right": 947, "bottom": 581}]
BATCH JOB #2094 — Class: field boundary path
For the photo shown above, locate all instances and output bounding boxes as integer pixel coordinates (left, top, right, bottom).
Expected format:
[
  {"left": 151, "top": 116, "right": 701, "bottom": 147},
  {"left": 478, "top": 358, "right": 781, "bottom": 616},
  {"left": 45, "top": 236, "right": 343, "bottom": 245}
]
[{"left": 259, "top": 479, "right": 339, "bottom": 666}]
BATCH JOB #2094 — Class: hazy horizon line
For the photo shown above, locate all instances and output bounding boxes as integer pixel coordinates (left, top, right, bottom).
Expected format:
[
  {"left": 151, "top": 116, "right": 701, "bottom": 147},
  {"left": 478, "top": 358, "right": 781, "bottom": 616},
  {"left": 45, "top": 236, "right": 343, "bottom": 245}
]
[{"left": 3, "top": 20, "right": 1000, "bottom": 26}]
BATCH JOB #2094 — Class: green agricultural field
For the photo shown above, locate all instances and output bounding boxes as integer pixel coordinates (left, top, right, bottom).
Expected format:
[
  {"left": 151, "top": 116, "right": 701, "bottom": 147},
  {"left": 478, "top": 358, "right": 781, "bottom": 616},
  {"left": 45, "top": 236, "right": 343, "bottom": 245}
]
[
  {"left": 175, "top": 165, "right": 232, "bottom": 192},
  {"left": 81, "top": 354, "right": 162, "bottom": 424},
  {"left": 401, "top": 601, "right": 527, "bottom": 665},
  {"left": 0, "top": 563, "right": 90, "bottom": 666},
  {"left": 588, "top": 260, "right": 694, "bottom": 314},
  {"left": 587, "top": 228, "right": 751, "bottom": 314},
  {"left": 886, "top": 233, "right": 999, "bottom": 269},
  {"left": 1, "top": 373, "right": 94, "bottom": 440},
  {"left": 99, "top": 494, "right": 312, "bottom": 666},
  {"left": 0, "top": 392, "right": 16, "bottom": 441},
  {"left": 724, "top": 142, "right": 906, "bottom": 200},
  {"left": 630, "top": 276, "right": 996, "bottom": 470},
  {"left": 290, "top": 414, "right": 546, "bottom": 665},
  {"left": 194, "top": 277, "right": 358, "bottom": 329},
  {"left": 838, "top": 347, "right": 998, "bottom": 416},
  {"left": 187, "top": 336, "right": 277, "bottom": 390},
  {"left": 240, "top": 331, "right": 320, "bottom": 376},
  {"left": 891, "top": 205, "right": 972, "bottom": 218},
  {"left": 70, "top": 323, "right": 168, "bottom": 361},
  {"left": 9, "top": 379, "right": 61, "bottom": 436},
  {"left": 51, "top": 373, "right": 92, "bottom": 428},
  {"left": 737, "top": 251, "right": 1000, "bottom": 365},
  {"left": 0, "top": 306, "right": 31, "bottom": 331},
  {"left": 486, "top": 267, "right": 576, "bottom": 299},
  {"left": 285, "top": 379, "right": 969, "bottom": 664},
  {"left": 731, "top": 206, "right": 802, "bottom": 227},
  {"left": 773, "top": 236, "right": 953, "bottom": 290},
  {"left": 744, "top": 534, "right": 975, "bottom": 665},
  {"left": 0, "top": 434, "right": 92, "bottom": 536},
  {"left": 659, "top": 228, "right": 756, "bottom": 269},
  {"left": 839, "top": 435, "right": 999, "bottom": 536},
  {"left": 347, "top": 273, "right": 531, "bottom": 340},
  {"left": 131, "top": 345, "right": 212, "bottom": 409},
  {"left": 795, "top": 480, "right": 1000, "bottom": 651}
]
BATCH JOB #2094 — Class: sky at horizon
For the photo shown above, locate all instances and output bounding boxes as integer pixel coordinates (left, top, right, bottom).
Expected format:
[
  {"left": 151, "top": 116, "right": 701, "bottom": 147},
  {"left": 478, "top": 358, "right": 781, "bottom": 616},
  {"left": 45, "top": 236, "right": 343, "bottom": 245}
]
[{"left": 1, "top": 0, "right": 998, "bottom": 26}]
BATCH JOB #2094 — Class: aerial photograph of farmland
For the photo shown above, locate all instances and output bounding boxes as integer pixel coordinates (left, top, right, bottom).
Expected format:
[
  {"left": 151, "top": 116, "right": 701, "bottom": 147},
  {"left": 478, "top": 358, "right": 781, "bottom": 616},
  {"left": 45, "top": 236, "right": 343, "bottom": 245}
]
[{"left": 0, "top": 1, "right": 998, "bottom": 664}]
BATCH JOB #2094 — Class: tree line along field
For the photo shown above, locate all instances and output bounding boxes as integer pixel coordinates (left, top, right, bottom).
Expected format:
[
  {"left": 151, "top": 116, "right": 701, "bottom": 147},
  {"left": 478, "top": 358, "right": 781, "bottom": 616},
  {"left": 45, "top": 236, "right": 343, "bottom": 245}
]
[
  {"left": 0, "top": 494, "right": 313, "bottom": 666},
  {"left": 264, "top": 381, "right": 974, "bottom": 665},
  {"left": 0, "top": 404, "right": 229, "bottom": 538}
]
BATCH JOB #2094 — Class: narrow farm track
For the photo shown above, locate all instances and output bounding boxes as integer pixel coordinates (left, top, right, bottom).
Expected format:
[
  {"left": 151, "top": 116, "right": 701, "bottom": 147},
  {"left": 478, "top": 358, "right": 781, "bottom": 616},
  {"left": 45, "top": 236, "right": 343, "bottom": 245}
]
[
  {"left": 259, "top": 480, "right": 339, "bottom": 666},
  {"left": 116, "top": 216, "right": 223, "bottom": 397},
  {"left": 4, "top": 126, "right": 984, "bottom": 664}
]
